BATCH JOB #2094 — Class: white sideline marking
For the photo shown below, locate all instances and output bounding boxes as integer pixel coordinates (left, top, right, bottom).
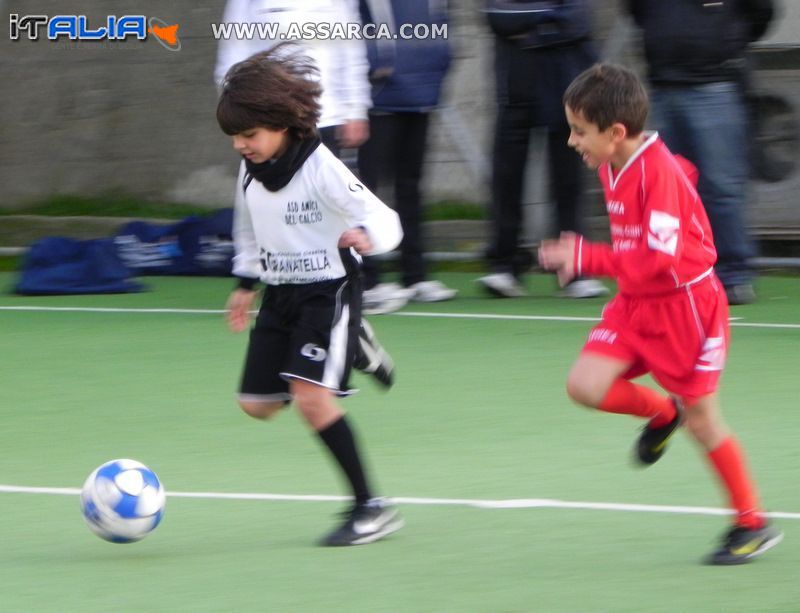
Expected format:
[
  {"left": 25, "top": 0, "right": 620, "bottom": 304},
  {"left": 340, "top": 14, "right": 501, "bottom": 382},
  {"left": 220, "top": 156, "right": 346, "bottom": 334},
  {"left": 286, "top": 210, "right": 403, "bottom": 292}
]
[
  {"left": 1, "top": 305, "right": 799, "bottom": 329},
  {"left": 0, "top": 306, "right": 225, "bottom": 314},
  {"left": 2, "top": 484, "right": 799, "bottom": 520},
  {"left": 397, "top": 311, "right": 600, "bottom": 322},
  {"left": 396, "top": 311, "right": 800, "bottom": 330}
]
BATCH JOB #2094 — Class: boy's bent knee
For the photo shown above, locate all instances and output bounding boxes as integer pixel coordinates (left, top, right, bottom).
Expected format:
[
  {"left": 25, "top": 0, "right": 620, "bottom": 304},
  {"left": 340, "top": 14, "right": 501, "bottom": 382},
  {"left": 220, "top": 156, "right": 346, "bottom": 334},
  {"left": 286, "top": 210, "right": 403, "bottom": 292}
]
[
  {"left": 237, "top": 398, "right": 285, "bottom": 420},
  {"left": 566, "top": 375, "right": 605, "bottom": 408},
  {"left": 565, "top": 353, "right": 630, "bottom": 409},
  {"left": 289, "top": 380, "right": 342, "bottom": 430}
]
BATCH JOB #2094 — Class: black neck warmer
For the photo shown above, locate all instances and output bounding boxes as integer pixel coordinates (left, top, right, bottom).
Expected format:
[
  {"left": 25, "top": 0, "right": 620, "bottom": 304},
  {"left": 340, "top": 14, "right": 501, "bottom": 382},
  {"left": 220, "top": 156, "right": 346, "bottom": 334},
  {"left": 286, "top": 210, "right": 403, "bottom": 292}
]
[{"left": 244, "top": 134, "right": 322, "bottom": 192}]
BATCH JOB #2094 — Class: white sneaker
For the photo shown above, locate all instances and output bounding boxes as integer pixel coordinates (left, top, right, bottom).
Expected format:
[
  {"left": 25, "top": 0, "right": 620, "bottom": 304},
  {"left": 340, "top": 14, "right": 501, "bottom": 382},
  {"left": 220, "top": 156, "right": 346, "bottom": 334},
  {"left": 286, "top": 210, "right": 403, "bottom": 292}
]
[
  {"left": 476, "top": 273, "right": 527, "bottom": 298},
  {"left": 560, "top": 279, "right": 609, "bottom": 299},
  {"left": 362, "top": 283, "right": 413, "bottom": 315},
  {"left": 408, "top": 280, "right": 458, "bottom": 303}
]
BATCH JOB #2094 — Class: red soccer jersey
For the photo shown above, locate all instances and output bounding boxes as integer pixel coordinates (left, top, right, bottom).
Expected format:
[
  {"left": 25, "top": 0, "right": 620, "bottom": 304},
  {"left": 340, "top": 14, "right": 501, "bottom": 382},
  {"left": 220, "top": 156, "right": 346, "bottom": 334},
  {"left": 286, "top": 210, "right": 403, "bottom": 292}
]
[{"left": 574, "top": 133, "right": 717, "bottom": 296}]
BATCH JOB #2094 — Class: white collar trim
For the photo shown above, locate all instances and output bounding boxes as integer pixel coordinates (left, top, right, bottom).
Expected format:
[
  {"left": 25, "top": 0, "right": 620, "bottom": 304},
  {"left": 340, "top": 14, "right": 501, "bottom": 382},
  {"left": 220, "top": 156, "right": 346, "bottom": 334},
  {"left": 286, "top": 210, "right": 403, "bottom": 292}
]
[{"left": 608, "top": 131, "right": 659, "bottom": 189}]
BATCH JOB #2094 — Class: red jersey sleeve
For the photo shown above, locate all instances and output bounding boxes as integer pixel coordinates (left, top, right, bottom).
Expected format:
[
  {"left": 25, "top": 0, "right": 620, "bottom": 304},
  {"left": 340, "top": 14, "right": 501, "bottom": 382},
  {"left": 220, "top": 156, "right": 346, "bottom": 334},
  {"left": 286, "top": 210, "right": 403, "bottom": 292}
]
[{"left": 575, "top": 157, "right": 688, "bottom": 286}]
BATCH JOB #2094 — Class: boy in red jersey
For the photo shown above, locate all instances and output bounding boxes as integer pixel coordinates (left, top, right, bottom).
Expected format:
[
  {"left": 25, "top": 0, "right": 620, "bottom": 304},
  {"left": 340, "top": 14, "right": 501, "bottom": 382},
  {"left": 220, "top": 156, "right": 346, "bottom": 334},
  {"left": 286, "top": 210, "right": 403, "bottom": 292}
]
[{"left": 539, "top": 63, "right": 781, "bottom": 565}]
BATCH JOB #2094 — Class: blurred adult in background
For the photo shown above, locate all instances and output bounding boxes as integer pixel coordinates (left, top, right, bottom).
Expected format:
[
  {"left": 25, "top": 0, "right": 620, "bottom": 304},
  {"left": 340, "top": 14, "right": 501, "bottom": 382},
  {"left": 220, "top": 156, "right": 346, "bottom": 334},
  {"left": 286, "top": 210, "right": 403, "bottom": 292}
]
[
  {"left": 478, "top": 0, "right": 608, "bottom": 299},
  {"left": 627, "top": 0, "right": 776, "bottom": 305},
  {"left": 215, "top": 0, "right": 372, "bottom": 157},
  {"left": 358, "top": 0, "right": 456, "bottom": 315}
]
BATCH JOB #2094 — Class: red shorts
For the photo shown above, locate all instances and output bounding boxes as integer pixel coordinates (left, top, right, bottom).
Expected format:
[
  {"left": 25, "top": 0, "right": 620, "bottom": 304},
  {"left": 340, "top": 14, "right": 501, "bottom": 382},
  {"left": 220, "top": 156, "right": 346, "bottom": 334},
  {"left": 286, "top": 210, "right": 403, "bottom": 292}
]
[{"left": 582, "top": 275, "right": 729, "bottom": 402}]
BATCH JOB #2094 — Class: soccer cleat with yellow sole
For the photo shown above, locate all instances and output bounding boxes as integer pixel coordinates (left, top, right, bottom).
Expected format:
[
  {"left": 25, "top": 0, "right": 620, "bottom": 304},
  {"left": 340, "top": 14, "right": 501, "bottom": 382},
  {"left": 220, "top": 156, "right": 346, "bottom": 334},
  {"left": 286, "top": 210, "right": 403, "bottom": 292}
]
[
  {"left": 704, "top": 524, "right": 783, "bottom": 565},
  {"left": 635, "top": 398, "right": 684, "bottom": 465}
]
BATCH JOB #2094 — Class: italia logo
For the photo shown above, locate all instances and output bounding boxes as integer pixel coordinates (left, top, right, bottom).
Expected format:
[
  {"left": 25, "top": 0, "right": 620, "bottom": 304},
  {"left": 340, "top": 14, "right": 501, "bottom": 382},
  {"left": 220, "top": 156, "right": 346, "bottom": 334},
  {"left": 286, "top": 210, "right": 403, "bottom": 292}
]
[{"left": 9, "top": 14, "right": 181, "bottom": 51}]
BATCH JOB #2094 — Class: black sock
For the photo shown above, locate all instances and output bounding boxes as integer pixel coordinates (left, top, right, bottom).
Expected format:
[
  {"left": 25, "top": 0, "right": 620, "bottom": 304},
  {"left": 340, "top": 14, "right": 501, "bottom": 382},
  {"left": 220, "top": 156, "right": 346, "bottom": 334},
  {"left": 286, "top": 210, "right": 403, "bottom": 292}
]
[{"left": 317, "top": 415, "right": 373, "bottom": 504}]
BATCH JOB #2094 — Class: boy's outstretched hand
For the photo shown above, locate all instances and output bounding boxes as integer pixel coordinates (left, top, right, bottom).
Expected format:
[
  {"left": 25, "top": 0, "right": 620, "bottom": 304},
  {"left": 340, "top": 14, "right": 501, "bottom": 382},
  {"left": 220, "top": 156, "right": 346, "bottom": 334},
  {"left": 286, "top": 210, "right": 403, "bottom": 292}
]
[
  {"left": 338, "top": 227, "right": 373, "bottom": 254},
  {"left": 226, "top": 288, "right": 256, "bottom": 333},
  {"left": 538, "top": 232, "right": 577, "bottom": 287}
]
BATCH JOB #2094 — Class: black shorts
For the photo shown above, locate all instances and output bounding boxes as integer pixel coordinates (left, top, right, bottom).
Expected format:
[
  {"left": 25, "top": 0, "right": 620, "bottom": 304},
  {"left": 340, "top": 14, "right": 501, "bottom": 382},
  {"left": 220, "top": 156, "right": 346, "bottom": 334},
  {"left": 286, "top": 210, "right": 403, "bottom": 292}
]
[{"left": 238, "top": 277, "right": 362, "bottom": 402}]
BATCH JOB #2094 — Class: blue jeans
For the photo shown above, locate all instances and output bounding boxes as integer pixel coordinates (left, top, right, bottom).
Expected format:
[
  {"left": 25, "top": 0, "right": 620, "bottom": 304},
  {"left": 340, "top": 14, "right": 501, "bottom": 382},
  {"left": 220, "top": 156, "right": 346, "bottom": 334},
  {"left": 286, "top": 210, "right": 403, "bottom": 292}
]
[{"left": 650, "top": 82, "right": 755, "bottom": 287}]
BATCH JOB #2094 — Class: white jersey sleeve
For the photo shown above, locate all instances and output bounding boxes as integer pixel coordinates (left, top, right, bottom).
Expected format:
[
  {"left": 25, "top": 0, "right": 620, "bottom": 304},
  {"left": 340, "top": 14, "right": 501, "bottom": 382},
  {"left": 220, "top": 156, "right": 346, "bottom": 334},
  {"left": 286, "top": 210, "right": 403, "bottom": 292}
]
[
  {"left": 231, "top": 161, "right": 262, "bottom": 280},
  {"left": 313, "top": 151, "right": 402, "bottom": 256}
]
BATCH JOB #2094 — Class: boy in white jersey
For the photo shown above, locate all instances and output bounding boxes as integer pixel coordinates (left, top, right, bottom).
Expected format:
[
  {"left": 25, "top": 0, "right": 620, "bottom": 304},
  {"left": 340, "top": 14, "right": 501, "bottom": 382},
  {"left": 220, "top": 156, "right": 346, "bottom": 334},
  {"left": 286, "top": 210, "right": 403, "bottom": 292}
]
[{"left": 217, "top": 47, "right": 404, "bottom": 546}]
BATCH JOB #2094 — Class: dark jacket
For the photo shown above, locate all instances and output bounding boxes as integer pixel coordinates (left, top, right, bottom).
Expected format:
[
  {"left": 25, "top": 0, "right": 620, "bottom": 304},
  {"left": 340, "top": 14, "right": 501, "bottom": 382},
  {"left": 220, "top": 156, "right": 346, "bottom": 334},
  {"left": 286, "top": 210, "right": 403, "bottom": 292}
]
[
  {"left": 485, "top": 0, "right": 592, "bottom": 49},
  {"left": 485, "top": 0, "right": 596, "bottom": 124},
  {"left": 628, "top": 0, "right": 775, "bottom": 85},
  {"left": 359, "top": 0, "right": 451, "bottom": 112}
]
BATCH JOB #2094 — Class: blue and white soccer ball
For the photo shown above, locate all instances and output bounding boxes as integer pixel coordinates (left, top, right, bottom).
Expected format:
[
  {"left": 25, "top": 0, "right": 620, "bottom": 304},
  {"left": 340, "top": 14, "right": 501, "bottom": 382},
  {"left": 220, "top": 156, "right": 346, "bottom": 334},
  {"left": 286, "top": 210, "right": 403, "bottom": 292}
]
[{"left": 80, "top": 459, "right": 165, "bottom": 543}]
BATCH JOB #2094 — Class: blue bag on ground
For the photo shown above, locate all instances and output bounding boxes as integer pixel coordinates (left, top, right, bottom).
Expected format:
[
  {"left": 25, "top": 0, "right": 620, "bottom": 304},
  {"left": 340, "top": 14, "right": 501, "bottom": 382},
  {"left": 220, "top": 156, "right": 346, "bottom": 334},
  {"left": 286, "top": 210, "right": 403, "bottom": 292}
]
[
  {"left": 15, "top": 237, "right": 143, "bottom": 295},
  {"left": 114, "top": 209, "right": 233, "bottom": 276}
]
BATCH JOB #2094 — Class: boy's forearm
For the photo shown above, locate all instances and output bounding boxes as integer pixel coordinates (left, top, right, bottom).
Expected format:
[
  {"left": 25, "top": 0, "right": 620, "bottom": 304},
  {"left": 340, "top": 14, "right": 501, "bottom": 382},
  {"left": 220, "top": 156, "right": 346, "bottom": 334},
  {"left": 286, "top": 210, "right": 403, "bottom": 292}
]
[
  {"left": 577, "top": 236, "right": 679, "bottom": 285},
  {"left": 357, "top": 207, "right": 403, "bottom": 255},
  {"left": 574, "top": 236, "right": 616, "bottom": 278}
]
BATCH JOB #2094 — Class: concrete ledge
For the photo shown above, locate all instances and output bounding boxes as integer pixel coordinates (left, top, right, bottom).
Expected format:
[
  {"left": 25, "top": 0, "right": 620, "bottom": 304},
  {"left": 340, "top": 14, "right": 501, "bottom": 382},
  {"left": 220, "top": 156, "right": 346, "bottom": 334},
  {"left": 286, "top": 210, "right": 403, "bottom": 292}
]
[
  {"left": 2, "top": 216, "right": 799, "bottom": 261},
  {"left": 0, "top": 216, "right": 492, "bottom": 250},
  {"left": 0, "top": 215, "right": 174, "bottom": 246}
]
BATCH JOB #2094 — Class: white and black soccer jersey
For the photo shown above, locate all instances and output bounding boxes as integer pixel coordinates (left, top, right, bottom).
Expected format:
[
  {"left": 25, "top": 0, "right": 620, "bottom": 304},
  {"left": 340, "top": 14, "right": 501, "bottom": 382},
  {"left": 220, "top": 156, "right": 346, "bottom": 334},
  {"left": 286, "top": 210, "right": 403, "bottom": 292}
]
[{"left": 232, "top": 144, "right": 402, "bottom": 286}]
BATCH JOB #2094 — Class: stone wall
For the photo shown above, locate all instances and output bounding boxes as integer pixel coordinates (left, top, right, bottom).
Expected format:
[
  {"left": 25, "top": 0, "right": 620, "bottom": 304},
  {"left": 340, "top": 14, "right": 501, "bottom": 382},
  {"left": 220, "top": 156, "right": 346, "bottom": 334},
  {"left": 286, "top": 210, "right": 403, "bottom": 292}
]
[
  {"left": 1, "top": 1, "right": 798, "bottom": 239},
  {"left": 0, "top": 1, "right": 610, "bottom": 208}
]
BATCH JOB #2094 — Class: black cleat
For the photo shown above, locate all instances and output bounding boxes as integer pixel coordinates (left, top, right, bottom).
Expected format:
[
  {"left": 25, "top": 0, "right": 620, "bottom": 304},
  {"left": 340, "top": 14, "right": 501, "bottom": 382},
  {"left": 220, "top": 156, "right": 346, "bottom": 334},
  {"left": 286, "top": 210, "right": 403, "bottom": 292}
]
[
  {"left": 353, "top": 319, "right": 395, "bottom": 388},
  {"left": 319, "top": 497, "right": 404, "bottom": 546},
  {"left": 635, "top": 398, "right": 683, "bottom": 465},
  {"left": 704, "top": 523, "right": 783, "bottom": 565}
]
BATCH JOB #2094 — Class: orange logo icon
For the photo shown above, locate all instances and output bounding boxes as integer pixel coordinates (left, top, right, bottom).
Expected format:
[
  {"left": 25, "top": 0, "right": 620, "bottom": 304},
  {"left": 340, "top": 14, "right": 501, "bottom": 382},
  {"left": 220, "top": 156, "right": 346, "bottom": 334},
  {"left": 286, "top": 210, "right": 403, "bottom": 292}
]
[
  {"left": 147, "top": 17, "right": 181, "bottom": 51},
  {"left": 149, "top": 23, "right": 178, "bottom": 45}
]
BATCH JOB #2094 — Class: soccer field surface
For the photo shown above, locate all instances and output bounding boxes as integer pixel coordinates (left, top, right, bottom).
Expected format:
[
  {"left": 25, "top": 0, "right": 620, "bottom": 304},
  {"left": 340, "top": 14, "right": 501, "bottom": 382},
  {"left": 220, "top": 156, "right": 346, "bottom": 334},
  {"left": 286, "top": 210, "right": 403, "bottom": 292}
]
[{"left": 1, "top": 272, "right": 798, "bottom": 612}]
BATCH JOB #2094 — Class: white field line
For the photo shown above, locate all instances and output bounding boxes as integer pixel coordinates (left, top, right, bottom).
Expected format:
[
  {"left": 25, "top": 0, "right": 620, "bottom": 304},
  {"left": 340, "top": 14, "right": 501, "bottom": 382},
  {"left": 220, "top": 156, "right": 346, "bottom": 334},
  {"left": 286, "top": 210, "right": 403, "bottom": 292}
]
[
  {"left": 0, "top": 305, "right": 799, "bottom": 329},
  {"left": 0, "top": 306, "right": 225, "bottom": 314},
  {"left": 2, "top": 484, "right": 799, "bottom": 520},
  {"left": 396, "top": 311, "right": 800, "bottom": 330}
]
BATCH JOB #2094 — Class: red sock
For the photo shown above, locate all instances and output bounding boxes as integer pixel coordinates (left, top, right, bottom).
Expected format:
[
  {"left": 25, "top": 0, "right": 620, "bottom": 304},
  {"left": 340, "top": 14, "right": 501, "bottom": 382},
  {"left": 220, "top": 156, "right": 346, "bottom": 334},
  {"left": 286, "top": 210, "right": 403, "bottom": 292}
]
[
  {"left": 707, "top": 437, "right": 765, "bottom": 529},
  {"left": 598, "top": 378, "right": 676, "bottom": 427}
]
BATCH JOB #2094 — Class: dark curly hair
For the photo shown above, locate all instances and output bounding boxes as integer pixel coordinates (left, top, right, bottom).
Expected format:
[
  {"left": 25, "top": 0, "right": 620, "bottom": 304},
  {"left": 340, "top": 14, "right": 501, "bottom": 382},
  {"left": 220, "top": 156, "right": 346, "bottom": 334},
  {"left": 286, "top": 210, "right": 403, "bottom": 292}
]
[{"left": 217, "top": 44, "right": 322, "bottom": 139}]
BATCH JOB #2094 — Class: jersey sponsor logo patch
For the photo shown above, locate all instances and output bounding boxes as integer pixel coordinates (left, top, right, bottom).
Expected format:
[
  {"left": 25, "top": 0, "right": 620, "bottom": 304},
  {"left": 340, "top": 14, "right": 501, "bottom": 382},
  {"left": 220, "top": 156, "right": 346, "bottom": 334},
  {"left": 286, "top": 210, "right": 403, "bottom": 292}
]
[
  {"left": 300, "top": 343, "right": 327, "bottom": 362},
  {"left": 647, "top": 210, "right": 680, "bottom": 256},
  {"left": 696, "top": 336, "right": 725, "bottom": 372},
  {"left": 606, "top": 200, "right": 625, "bottom": 215}
]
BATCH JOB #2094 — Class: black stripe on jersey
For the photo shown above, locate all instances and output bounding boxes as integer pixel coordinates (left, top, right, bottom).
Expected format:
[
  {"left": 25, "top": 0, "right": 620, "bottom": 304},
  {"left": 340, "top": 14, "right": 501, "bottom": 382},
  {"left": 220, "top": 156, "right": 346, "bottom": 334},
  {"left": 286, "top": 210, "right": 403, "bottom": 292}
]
[{"left": 339, "top": 247, "right": 361, "bottom": 280}]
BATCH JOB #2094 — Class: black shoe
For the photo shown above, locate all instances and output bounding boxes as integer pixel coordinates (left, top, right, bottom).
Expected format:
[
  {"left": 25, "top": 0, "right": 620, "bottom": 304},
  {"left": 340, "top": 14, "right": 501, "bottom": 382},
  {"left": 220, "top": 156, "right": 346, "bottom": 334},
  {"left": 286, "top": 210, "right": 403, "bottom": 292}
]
[
  {"left": 635, "top": 398, "right": 683, "bottom": 465},
  {"left": 319, "top": 497, "right": 404, "bottom": 546},
  {"left": 725, "top": 284, "right": 756, "bottom": 306},
  {"left": 353, "top": 319, "right": 394, "bottom": 388},
  {"left": 704, "top": 523, "right": 783, "bottom": 565}
]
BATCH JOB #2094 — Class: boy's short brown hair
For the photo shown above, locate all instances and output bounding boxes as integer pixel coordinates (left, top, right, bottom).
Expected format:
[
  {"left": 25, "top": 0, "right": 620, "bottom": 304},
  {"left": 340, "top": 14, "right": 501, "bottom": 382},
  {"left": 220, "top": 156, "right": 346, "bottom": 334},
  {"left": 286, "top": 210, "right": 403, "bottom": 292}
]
[
  {"left": 217, "top": 44, "right": 322, "bottom": 139},
  {"left": 563, "top": 63, "right": 649, "bottom": 136}
]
